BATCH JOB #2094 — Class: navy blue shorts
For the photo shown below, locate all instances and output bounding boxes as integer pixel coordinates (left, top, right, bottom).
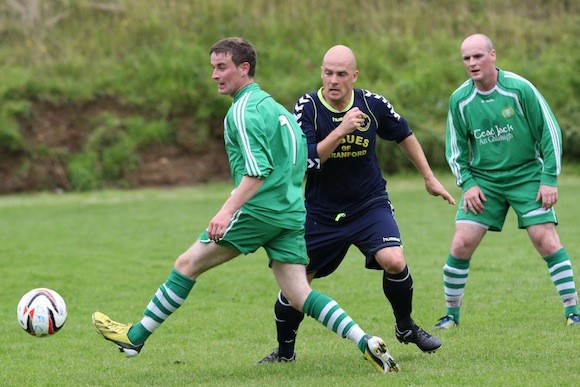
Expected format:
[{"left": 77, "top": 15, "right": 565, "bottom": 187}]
[{"left": 305, "top": 198, "right": 402, "bottom": 278}]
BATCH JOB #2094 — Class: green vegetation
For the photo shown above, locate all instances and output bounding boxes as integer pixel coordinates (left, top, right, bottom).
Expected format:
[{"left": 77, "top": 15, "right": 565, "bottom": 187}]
[
  {"left": 1, "top": 0, "right": 578, "bottom": 189},
  {"left": 1, "top": 173, "right": 579, "bottom": 385}
]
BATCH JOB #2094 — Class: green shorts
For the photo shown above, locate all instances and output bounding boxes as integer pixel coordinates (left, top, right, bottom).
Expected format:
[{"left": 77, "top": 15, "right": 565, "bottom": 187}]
[
  {"left": 198, "top": 210, "right": 308, "bottom": 265},
  {"left": 456, "top": 163, "right": 558, "bottom": 231}
]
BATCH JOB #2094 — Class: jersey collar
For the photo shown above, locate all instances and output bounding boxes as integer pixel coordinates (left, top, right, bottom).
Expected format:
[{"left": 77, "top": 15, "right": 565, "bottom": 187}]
[
  {"left": 233, "top": 83, "right": 259, "bottom": 102},
  {"left": 317, "top": 87, "right": 355, "bottom": 113}
]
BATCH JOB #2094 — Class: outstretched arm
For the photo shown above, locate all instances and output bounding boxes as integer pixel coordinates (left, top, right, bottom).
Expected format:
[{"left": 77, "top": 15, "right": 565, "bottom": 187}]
[{"left": 397, "top": 134, "right": 456, "bottom": 205}]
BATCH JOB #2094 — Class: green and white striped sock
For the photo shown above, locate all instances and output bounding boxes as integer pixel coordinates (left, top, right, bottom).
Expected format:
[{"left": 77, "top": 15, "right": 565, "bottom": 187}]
[
  {"left": 545, "top": 248, "right": 580, "bottom": 318},
  {"left": 128, "top": 268, "right": 195, "bottom": 345},
  {"left": 443, "top": 255, "right": 470, "bottom": 322},
  {"left": 302, "top": 290, "right": 367, "bottom": 352}
]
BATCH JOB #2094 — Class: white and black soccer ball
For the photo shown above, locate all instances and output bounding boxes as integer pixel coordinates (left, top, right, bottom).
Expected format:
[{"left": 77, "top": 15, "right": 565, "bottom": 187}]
[{"left": 16, "top": 288, "right": 68, "bottom": 337}]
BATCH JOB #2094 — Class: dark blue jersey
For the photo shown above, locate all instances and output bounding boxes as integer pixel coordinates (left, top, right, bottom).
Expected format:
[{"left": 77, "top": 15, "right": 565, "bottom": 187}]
[{"left": 293, "top": 88, "right": 412, "bottom": 220}]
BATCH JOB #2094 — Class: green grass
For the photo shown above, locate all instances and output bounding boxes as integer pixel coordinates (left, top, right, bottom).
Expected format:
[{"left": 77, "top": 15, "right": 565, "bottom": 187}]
[{"left": 1, "top": 172, "right": 579, "bottom": 386}]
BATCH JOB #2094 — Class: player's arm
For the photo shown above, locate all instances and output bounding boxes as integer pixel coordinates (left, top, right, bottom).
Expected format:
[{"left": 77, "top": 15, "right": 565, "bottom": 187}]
[
  {"left": 315, "top": 108, "right": 365, "bottom": 164},
  {"left": 524, "top": 84, "right": 562, "bottom": 187},
  {"left": 521, "top": 83, "right": 562, "bottom": 208},
  {"left": 445, "top": 105, "right": 476, "bottom": 191},
  {"left": 294, "top": 96, "right": 364, "bottom": 170},
  {"left": 294, "top": 96, "right": 322, "bottom": 171},
  {"left": 445, "top": 104, "right": 485, "bottom": 213},
  {"left": 370, "top": 92, "right": 454, "bottom": 204},
  {"left": 207, "top": 109, "right": 270, "bottom": 241},
  {"left": 398, "top": 134, "right": 455, "bottom": 205}
]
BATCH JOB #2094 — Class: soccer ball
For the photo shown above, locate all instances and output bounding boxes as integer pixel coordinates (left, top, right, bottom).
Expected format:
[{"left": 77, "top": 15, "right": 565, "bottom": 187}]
[{"left": 16, "top": 288, "right": 68, "bottom": 337}]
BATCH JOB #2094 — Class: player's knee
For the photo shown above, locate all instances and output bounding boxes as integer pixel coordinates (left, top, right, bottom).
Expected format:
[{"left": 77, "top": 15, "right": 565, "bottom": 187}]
[
  {"left": 174, "top": 254, "right": 193, "bottom": 275},
  {"left": 376, "top": 247, "right": 406, "bottom": 273},
  {"left": 282, "top": 292, "right": 306, "bottom": 312},
  {"left": 174, "top": 248, "right": 204, "bottom": 278},
  {"left": 528, "top": 224, "right": 562, "bottom": 256},
  {"left": 533, "top": 237, "right": 562, "bottom": 257},
  {"left": 450, "top": 242, "right": 473, "bottom": 258},
  {"left": 450, "top": 234, "right": 479, "bottom": 258}
]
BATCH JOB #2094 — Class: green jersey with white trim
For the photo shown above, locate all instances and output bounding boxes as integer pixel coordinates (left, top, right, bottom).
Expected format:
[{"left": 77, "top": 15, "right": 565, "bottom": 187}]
[
  {"left": 446, "top": 68, "right": 562, "bottom": 191},
  {"left": 224, "top": 83, "right": 307, "bottom": 228}
]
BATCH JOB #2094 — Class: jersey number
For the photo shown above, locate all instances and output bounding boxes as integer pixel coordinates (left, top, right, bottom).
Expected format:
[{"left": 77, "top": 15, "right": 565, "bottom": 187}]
[{"left": 279, "top": 115, "right": 298, "bottom": 165}]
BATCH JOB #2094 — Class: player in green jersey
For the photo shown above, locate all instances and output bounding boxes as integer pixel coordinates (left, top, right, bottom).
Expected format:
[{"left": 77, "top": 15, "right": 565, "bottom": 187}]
[
  {"left": 435, "top": 34, "right": 579, "bottom": 329},
  {"left": 92, "top": 37, "right": 400, "bottom": 373}
]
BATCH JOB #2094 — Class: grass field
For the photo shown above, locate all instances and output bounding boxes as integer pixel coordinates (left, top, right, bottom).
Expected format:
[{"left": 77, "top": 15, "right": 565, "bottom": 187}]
[{"left": 1, "top": 171, "right": 578, "bottom": 386}]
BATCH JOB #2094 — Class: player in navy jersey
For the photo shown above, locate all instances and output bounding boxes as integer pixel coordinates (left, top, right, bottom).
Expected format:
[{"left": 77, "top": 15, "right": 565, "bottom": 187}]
[{"left": 259, "top": 45, "right": 456, "bottom": 363}]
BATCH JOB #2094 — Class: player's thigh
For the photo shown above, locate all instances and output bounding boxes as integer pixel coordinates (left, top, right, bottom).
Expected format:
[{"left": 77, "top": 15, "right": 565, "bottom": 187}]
[
  {"left": 304, "top": 215, "right": 350, "bottom": 277},
  {"left": 449, "top": 222, "right": 487, "bottom": 258},
  {"left": 271, "top": 261, "right": 311, "bottom": 310},
  {"left": 198, "top": 210, "right": 280, "bottom": 255},
  {"left": 507, "top": 175, "right": 557, "bottom": 229},
  {"left": 264, "top": 227, "right": 309, "bottom": 266},
  {"left": 456, "top": 177, "right": 509, "bottom": 231},
  {"left": 351, "top": 201, "right": 402, "bottom": 270},
  {"left": 177, "top": 240, "right": 240, "bottom": 278},
  {"left": 526, "top": 222, "right": 561, "bottom": 256}
]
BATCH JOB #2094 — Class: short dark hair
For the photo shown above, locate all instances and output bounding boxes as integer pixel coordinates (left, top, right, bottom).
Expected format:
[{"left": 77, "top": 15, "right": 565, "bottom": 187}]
[{"left": 210, "top": 37, "right": 257, "bottom": 77}]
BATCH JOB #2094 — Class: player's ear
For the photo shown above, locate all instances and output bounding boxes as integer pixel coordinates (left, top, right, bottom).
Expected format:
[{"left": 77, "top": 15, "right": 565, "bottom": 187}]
[{"left": 239, "top": 62, "right": 251, "bottom": 77}]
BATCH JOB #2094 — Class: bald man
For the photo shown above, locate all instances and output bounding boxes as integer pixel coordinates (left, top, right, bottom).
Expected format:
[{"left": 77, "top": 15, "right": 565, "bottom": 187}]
[
  {"left": 259, "top": 45, "right": 455, "bottom": 364},
  {"left": 434, "top": 34, "right": 579, "bottom": 330}
]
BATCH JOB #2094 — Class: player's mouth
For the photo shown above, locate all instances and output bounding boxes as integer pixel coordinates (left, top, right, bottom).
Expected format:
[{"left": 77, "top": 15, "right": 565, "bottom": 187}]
[{"left": 216, "top": 82, "right": 229, "bottom": 94}]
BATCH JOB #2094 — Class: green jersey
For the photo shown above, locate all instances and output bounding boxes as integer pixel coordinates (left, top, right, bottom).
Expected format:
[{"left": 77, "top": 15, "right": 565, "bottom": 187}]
[
  {"left": 446, "top": 68, "right": 562, "bottom": 191},
  {"left": 224, "top": 83, "right": 307, "bottom": 228}
]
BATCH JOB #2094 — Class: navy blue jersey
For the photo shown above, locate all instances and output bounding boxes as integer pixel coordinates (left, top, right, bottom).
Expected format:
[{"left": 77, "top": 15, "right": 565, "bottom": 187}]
[{"left": 293, "top": 88, "right": 412, "bottom": 220}]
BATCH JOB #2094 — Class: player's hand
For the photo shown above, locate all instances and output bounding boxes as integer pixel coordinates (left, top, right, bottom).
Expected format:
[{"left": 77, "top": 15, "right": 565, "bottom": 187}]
[
  {"left": 337, "top": 108, "right": 366, "bottom": 135},
  {"left": 206, "top": 209, "right": 232, "bottom": 242},
  {"left": 425, "top": 177, "right": 456, "bottom": 205},
  {"left": 462, "top": 186, "right": 486, "bottom": 214},
  {"left": 536, "top": 185, "right": 558, "bottom": 210}
]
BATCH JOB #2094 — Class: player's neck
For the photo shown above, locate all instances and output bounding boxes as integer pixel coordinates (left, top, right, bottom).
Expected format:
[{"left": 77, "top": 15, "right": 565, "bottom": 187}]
[
  {"left": 232, "top": 79, "right": 255, "bottom": 98},
  {"left": 321, "top": 91, "right": 350, "bottom": 111},
  {"left": 474, "top": 68, "right": 498, "bottom": 92}
]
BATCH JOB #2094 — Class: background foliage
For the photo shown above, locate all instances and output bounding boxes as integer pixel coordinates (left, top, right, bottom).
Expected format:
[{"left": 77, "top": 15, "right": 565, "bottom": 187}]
[{"left": 0, "top": 0, "right": 578, "bottom": 189}]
